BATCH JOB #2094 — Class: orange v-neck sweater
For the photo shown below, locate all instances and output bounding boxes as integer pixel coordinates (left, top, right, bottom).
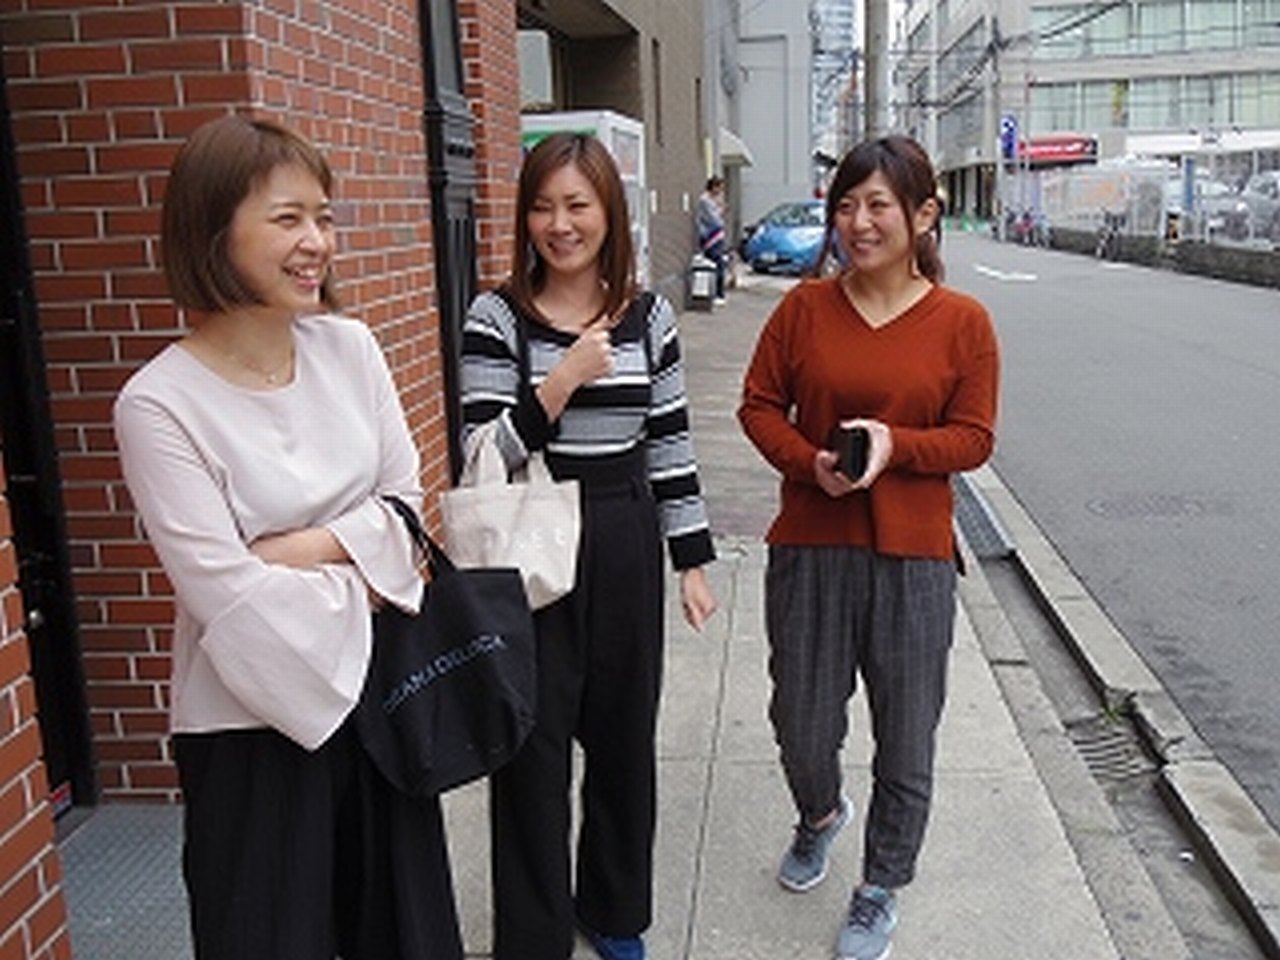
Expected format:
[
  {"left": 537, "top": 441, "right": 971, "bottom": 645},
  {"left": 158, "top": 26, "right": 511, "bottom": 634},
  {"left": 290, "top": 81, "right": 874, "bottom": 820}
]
[{"left": 738, "top": 276, "right": 999, "bottom": 560}]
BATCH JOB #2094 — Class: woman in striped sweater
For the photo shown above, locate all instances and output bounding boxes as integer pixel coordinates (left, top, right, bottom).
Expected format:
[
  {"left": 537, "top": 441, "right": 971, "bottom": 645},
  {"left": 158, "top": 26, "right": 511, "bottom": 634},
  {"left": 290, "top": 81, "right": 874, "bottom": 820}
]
[{"left": 459, "top": 132, "right": 717, "bottom": 960}]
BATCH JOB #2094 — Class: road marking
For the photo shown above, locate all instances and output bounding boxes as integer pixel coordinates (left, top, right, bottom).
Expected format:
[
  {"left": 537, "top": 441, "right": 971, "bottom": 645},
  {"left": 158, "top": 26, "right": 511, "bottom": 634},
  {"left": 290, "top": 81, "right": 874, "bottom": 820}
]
[{"left": 974, "top": 263, "right": 1038, "bottom": 282}]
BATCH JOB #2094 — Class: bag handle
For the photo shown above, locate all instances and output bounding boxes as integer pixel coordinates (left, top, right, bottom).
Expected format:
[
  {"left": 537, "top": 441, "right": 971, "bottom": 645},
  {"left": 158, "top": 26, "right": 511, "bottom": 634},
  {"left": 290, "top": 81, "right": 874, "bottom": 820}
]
[{"left": 382, "top": 495, "right": 455, "bottom": 577}]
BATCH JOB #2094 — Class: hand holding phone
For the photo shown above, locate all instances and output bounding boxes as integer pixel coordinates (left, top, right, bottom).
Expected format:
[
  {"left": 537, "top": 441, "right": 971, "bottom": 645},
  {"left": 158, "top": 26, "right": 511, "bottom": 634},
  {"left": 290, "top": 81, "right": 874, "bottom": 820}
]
[{"left": 827, "top": 423, "right": 869, "bottom": 480}]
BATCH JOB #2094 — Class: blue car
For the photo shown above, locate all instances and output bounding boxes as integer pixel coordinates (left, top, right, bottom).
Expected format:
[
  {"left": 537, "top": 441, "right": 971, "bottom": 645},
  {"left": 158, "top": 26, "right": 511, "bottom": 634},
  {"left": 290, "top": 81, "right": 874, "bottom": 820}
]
[{"left": 742, "top": 200, "right": 827, "bottom": 275}]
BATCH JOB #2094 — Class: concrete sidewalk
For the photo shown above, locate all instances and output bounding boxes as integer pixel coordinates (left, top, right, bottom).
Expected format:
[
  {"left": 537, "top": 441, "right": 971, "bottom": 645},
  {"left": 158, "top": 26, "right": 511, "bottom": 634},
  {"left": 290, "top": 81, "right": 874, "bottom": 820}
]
[
  {"left": 437, "top": 273, "right": 1129, "bottom": 958},
  {"left": 441, "top": 537, "right": 1123, "bottom": 959}
]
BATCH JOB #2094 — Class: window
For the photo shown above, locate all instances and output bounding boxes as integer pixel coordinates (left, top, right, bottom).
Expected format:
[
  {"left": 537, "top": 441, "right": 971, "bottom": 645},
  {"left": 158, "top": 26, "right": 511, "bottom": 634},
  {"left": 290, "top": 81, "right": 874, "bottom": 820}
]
[
  {"left": 1136, "top": 0, "right": 1185, "bottom": 54},
  {"left": 1029, "top": 82, "right": 1081, "bottom": 133},
  {"left": 1081, "top": 80, "right": 1128, "bottom": 131},
  {"left": 1187, "top": 0, "right": 1238, "bottom": 49},
  {"left": 1244, "top": 0, "right": 1280, "bottom": 46},
  {"left": 1130, "top": 76, "right": 1180, "bottom": 129}
]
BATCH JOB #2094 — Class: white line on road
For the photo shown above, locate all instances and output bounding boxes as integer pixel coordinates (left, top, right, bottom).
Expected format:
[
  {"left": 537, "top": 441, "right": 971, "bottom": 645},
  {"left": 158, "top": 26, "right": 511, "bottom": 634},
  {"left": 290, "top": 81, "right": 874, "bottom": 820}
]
[{"left": 973, "top": 263, "right": 1038, "bottom": 282}]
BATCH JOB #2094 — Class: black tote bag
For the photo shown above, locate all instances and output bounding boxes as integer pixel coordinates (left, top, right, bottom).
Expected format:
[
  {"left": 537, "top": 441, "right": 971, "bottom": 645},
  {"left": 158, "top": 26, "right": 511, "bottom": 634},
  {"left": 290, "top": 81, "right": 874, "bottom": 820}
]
[{"left": 354, "top": 496, "right": 537, "bottom": 797}]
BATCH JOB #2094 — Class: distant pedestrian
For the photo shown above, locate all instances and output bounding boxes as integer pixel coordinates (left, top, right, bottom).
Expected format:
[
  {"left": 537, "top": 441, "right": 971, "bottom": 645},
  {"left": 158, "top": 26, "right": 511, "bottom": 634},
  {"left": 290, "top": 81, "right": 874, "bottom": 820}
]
[
  {"left": 738, "top": 135, "right": 999, "bottom": 960},
  {"left": 696, "top": 174, "right": 729, "bottom": 304},
  {"left": 460, "top": 131, "right": 718, "bottom": 960},
  {"left": 113, "top": 115, "right": 463, "bottom": 960}
]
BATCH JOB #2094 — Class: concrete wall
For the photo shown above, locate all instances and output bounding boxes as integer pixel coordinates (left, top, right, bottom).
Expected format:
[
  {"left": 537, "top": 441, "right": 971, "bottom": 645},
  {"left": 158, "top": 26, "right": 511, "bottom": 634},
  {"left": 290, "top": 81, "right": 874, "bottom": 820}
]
[{"left": 737, "top": 2, "right": 812, "bottom": 225}]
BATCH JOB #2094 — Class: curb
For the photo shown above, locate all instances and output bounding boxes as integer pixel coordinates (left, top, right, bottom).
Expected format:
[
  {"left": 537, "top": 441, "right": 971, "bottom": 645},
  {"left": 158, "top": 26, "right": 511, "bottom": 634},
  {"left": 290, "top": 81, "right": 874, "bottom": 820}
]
[
  {"left": 964, "top": 463, "right": 1280, "bottom": 959},
  {"left": 954, "top": 520, "right": 1190, "bottom": 960}
]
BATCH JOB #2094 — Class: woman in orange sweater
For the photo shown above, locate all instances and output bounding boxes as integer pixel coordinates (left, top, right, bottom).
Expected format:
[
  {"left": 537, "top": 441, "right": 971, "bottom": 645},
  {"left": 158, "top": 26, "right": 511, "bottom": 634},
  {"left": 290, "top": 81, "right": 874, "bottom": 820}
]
[{"left": 738, "top": 136, "right": 999, "bottom": 960}]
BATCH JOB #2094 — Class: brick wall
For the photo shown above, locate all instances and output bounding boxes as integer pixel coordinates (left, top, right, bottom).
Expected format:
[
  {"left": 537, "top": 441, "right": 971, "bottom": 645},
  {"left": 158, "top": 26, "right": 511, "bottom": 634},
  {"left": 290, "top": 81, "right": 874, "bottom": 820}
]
[
  {"left": 459, "top": 0, "right": 520, "bottom": 289},
  {"left": 0, "top": 464, "right": 70, "bottom": 960},
  {"left": 0, "top": 0, "right": 497, "bottom": 800}
]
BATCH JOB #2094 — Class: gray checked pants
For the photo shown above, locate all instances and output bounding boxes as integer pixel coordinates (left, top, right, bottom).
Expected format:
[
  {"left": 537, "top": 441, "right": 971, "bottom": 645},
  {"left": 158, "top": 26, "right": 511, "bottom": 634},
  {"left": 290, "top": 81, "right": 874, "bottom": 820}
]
[{"left": 765, "top": 544, "right": 956, "bottom": 890}]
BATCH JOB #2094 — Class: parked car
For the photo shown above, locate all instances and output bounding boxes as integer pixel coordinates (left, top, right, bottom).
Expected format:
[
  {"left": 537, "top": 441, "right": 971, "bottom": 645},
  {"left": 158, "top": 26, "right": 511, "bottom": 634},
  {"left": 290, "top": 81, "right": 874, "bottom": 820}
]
[
  {"left": 741, "top": 200, "right": 826, "bottom": 275},
  {"left": 1234, "top": 170, "right": 1280, "bottom": 243}
]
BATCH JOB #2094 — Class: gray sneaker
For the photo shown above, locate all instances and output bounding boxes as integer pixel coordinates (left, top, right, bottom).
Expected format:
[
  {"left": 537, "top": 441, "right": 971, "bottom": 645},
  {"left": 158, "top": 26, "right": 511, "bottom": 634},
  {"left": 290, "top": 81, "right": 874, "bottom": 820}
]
[
  {"left": 836, "top": 885, "right": 898, "bottom": 960},
  {"left": 777, "top": 795, "right": 853, "bottom": 892}
]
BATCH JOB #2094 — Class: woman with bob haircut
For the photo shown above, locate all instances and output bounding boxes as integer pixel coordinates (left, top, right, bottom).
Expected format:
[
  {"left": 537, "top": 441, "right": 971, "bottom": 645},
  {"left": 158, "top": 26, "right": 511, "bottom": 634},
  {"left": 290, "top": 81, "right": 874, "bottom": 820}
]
[
  {"left": 458, "top": 132, "right": 718, "bottom": 960},
  {"left": 739, "top": 135, "right": 999, "bottom": 960},
  {"left": 113, "top": 114, "right": 463, "bottom": 960}
]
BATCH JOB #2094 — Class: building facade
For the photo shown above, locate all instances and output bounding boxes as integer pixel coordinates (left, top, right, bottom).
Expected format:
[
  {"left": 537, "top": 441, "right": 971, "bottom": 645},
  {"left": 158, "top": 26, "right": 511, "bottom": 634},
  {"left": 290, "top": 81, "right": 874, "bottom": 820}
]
[
  {"left": 516, "top": 0, "right": 706, "bottom": 306},
  {"left": 0, "top": 0, "right": 525, "bottom": 952},
  {"left": 896, "top": 0, "right": 1280, "bottom": 220},
  {"left": 811, "top": 0, "right": 859, "bottom": 167}
]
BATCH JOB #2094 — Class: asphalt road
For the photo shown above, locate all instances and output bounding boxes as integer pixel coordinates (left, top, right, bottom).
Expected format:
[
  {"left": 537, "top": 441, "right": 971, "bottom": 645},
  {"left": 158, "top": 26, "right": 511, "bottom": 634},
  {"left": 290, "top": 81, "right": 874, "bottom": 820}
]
[{"left": 940, "top": 230, "right": 1280, "bottom": 834}]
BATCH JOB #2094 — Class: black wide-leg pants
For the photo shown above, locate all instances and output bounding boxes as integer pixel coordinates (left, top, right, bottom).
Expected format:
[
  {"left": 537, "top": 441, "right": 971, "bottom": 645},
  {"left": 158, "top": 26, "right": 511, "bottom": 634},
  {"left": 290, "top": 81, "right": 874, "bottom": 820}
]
[
  {"left": 174, "top": 718, "right": 463, "bottom": 960},
  {"left": 489, "top": 469, "right": 665, "bottom": 960}
]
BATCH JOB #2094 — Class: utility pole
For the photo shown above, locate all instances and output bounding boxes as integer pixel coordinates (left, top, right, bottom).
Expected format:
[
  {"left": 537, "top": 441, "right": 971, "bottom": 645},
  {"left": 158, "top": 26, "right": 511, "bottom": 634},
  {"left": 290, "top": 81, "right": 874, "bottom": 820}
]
[
  {"left": 990, "top": 14, "right": 1005, "bottom": 240},
  {"left": 926, "top": 0, "right": 939, "bottom": 159},
  {"left": 863, "top": 0, "right": 889, "bottom": 138}
]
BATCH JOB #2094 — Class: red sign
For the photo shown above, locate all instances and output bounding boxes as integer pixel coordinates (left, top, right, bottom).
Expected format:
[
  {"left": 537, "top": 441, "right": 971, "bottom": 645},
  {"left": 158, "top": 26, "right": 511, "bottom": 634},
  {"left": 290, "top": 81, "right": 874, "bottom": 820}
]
[{"left": 1018, "top": 135, "right": 1097, "bottom": 165}]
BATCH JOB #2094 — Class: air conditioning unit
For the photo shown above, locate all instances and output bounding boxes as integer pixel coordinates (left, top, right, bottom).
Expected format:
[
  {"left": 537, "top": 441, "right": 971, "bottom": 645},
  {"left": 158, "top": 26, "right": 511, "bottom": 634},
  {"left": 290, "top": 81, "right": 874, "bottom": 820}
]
[{"left": 518, "top": 31, "right": 554, "bottom": 111}]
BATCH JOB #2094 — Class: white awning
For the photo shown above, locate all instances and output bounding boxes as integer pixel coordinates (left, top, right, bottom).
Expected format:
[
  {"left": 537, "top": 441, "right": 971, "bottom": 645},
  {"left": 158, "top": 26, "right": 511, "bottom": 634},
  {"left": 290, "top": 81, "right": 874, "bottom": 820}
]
[{"left": 719, "top": 127, "right": 754, "bottom": 166}]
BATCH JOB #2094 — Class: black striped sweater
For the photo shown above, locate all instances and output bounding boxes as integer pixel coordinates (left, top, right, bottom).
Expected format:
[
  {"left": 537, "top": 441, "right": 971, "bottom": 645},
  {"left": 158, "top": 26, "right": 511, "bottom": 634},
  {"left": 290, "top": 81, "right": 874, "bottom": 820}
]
[{"left": 460, "top": 289, "right": 715, "bottom": 571}]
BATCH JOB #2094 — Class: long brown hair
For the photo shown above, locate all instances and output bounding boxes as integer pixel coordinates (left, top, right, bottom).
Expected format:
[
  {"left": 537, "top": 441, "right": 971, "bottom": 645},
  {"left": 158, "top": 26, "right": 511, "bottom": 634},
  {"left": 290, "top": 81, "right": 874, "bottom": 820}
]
[
  {"left": 814, "top": 135, "right": 944, "bottom": 282},
  {"left": 162, "top": 114, "right": 339, "bottom": 312},
  {"left": 505, "top": 132, "right": 636, "bottom": 323}
]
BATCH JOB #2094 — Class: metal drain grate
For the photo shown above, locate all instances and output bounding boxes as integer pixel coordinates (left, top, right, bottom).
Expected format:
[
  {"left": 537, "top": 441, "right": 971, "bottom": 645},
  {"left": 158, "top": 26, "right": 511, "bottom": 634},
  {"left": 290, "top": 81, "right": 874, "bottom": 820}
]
[{"left": 1067, "top": 715, "right": 1157, "bottom": 783}]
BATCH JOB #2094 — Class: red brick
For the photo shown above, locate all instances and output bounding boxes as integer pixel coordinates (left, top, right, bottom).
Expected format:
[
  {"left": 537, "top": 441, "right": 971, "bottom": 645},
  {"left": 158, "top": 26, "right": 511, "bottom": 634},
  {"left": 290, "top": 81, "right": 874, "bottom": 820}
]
[
  {"left": 139, "top": 38, "right": 230, "bottom": 73},
  {"left": 120, "top": 712, "right": 169, "bottom": 735},
  {"left": 111, "top": 109, "right": 161, "bottom": 140},
  {"left": 0, "top": 634, "right": 30, "bottom": 688},
  {"left": 95, "top": 738, "right": 165, "bottom": 762},
  {"left": 64, "top": 112, "right": 112, "bottom": 143},
  {"left": 50, "top": 453, "right": 120, "bottom": 482},
  {"left": 27, "top": 890, "right": 67, "bottom": 952},
  {"left": 123, "top": 763, "right": 178, "bottom": 790},
  {"left": 104, "top": 600, "right": 175, "bottom": 625},
  {"left": 159, "top": 105, "right": 228, "bottom": 138},
  {"left": 104, "top": 208, "right": 162, "bottom": 237},
  {"left": 16, "top": 147, "right": 90, "bottom": 178},
  {"left": 86, "top": 75, "right": 179, "bottom": 109},
  {"left": 65, "top": 515, "right": 135, "bottom": 540},
  {"left": 175, "top": 4, "right": 245, "bottom": 34},
  {"left": 0, "top": 867, "right": 39, "bottom": 939},
  {"left": 0, "top": 783, "right": 24, "bottom": 841},
  {"left": 181, "top": 72, "right": 251, "bottom": 104},
  {"left": 0, "top": 13, "right": 75, "bottom": 44},
  {"left": 79, "top": 627, "right": 152, "bottom": 653},
  {"left": 77, "top": 367, "right": 134, "bottom": 393},
  {"left": 5, "top": 80, "right": 82, "bottom": 113},
  {"left": 10, "top": 114, "right": 63, "bottom": 146},
  {"left": 98, "top": 544, "right": 157, "bottom": 569},
  {"left": 35, "top": 43, "right": 127, "bottom": 76},
  {"left": 33, "top": 275, "right": 109, "bottom": 305},
  {"left": 87, "top": 683, "right": 159, "bottom": 709},
  {"left": 95, "top": 136, "right": 178, "bottom": 171},
  {"left": 60, "top": 239, "right": 149, "bottom": 271},
  {"left": 80, "top": 8, "right": 172, "bottom": 41},
  {"left": 23, "top": 210, "right": 96, "bottom": 240}
]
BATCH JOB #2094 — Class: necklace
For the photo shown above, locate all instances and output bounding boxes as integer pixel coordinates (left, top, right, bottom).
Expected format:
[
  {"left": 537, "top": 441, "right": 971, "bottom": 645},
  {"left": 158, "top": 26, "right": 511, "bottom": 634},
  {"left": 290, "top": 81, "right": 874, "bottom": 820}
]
[
  {"left": 192, "top": 328, "right": 295, "bottom": 386},
  {"left": 231, "top": 347, "right": 294, "bottom": 385}
]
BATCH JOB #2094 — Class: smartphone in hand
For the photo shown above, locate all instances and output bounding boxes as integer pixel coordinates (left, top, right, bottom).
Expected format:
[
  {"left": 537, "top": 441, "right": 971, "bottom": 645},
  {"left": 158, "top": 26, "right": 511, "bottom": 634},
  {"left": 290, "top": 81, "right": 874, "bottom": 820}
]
[{"left": 828, "top": 423, "right": 869, "bottom": 480}]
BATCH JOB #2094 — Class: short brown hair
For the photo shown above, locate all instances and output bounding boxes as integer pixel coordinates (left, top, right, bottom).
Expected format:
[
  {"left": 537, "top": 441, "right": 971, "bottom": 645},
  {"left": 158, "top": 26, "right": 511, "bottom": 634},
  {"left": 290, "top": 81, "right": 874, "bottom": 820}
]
[
  {"left": 817, "top": 135, "right": 944, "bottom": 282},
  {"left": 161, "top": 114, "right": 339, "bottom": 313},
  {"left": 505, "top": 132, "right": 636, "bottom": 324}
]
